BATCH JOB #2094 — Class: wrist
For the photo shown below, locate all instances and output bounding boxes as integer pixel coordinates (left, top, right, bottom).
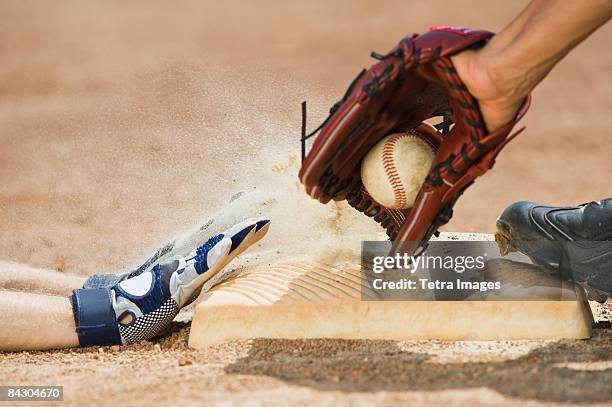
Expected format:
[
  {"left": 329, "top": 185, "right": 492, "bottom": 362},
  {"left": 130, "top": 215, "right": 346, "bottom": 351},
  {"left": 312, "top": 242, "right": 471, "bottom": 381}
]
[
  {"left": 451, "top": 44, "right": 530, "bottom": 131},
  {"left": 484, "top": 55, "right": 532, "bottom": 105}
]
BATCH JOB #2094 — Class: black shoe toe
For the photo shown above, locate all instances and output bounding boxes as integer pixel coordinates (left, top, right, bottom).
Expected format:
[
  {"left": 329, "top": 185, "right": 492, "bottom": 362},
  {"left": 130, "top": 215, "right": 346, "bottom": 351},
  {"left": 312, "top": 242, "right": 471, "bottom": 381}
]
[{"left": 497, "top": 201, "right": 540, "bottom": 241}]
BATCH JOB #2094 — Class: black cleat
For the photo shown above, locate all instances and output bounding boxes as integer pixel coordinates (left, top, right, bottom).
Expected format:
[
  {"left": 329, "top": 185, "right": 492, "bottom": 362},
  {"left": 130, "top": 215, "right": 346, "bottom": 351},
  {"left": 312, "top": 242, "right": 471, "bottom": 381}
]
[{"left": 495, "top": 199, "right": 612, "bottom": 298}]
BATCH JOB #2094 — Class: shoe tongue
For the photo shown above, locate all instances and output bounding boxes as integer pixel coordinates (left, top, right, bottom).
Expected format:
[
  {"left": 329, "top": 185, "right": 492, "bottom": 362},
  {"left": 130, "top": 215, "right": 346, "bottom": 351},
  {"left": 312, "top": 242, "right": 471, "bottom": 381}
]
[
  {"left": 561, "top": 199, "right": 612, "bottom": 239},
  {"left": 158, "top": 260, "right": 180, "bottom": 298}
]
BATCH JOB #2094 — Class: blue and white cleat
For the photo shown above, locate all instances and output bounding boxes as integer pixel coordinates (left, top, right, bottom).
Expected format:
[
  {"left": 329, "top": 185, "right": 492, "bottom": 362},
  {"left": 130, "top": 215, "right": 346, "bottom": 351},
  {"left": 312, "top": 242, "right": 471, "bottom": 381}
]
[
  {"left": 169, "top": 217, "right": 270, "bottom": 306},
  {"left": 70, "top": 218, "right": 270, "bottom": 346}
]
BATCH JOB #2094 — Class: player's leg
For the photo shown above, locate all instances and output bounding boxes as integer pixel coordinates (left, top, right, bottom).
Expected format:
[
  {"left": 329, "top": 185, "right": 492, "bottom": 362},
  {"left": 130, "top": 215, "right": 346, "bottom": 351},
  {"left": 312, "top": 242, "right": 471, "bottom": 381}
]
[
  {"left": 0, "top": 232, "right": 238, "bottom": 351},
  {"left": 0, "top": 290, "right": 79, "bottom": 351},
  {"left": 0, "top": 261, "right": 85, "bottom": 297},
  {"left": 0, "top": 218, "right": 270, "bottom": 351},
  {"left": 451, "top": 0, "right": 612, "bottom": 131}
]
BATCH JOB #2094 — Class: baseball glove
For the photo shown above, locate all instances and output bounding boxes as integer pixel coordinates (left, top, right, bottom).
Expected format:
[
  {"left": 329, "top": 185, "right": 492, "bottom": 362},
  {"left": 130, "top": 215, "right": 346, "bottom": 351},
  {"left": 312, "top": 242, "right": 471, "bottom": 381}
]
[{"left": 299, "top": 26, "right": 530, "bottom": 256}]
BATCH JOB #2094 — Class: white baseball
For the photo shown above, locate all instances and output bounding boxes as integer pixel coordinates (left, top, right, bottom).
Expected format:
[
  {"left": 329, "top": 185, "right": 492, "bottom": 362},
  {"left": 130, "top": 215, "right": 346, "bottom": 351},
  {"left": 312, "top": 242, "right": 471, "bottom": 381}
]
[{"left": 361, "top": 132, "right": 435, "bottom": 209}]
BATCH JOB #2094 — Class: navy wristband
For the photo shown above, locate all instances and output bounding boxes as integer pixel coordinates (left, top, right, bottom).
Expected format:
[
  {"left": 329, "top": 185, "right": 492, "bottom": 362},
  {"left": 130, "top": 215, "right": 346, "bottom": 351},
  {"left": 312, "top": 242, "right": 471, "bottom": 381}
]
[{"left": 71, "top": 288, "right": 122, "bottom": 347}]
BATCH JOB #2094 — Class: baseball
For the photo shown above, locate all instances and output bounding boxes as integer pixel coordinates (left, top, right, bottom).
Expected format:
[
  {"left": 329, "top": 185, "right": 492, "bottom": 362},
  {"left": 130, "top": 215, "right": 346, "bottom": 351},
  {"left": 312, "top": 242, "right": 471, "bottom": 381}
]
[{"left": 361, "top": 132, "right": 435, "bottom": 209}]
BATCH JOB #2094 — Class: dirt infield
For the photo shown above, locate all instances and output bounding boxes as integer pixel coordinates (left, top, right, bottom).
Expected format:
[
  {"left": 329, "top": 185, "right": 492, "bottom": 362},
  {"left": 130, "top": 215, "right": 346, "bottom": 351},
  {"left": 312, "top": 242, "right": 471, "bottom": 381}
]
[
  {"left": 1, "top": 0, "right": 611, "bottom": 405},
  {"left": 2, "top": 0, "right": 612, "bottom": 276},
  {"left": 1, "top": 321, "right": 611, "bottom": 406}
]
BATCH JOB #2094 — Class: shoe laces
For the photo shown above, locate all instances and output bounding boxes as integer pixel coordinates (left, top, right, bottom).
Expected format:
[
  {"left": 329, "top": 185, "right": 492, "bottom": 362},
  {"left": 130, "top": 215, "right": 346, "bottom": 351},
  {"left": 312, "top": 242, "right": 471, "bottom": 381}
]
[{"left": 194, "top": 234, "right": 224, "bottom": 273}]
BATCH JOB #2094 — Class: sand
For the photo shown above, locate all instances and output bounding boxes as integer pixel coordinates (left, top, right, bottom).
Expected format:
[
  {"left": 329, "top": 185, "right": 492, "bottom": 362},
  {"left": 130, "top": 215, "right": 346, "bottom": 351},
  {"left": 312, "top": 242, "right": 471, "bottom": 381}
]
[
  {"left": 1, "top": 320, "right": 611, "bottom": 406},
  {"left": 1, "top": 0, "right": 611, "bottom": 405}
]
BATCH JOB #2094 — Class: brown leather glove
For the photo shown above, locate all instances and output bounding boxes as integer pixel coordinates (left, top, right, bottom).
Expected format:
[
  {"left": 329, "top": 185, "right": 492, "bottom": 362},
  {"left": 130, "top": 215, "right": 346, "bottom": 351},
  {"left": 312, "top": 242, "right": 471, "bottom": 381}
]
[{"left": 299, "top": 26, "right": 530, "bottom": 256}]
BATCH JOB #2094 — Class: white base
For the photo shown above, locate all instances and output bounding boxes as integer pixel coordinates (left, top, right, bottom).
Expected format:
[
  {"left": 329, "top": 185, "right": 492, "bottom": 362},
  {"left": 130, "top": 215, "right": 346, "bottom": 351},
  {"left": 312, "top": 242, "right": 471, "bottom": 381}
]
[{"left": 189, "top": 251, "right": 594, "bottom": 347}]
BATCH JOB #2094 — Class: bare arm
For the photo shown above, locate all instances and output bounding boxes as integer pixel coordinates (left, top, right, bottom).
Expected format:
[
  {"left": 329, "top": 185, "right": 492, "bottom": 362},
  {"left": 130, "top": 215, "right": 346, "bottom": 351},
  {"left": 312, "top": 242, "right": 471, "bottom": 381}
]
[{"left": 452, "top": 0, "right": 612, "bottom": 131}]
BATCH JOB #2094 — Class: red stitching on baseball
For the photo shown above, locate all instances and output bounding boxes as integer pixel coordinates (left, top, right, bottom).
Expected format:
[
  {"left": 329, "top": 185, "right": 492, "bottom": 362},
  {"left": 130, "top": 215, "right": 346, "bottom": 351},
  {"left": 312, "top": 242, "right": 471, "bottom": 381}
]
[
  {"left": 381, "top": 131, "right": 434, "bottom": 209},
  {"left": 381, "top": 133, "right": 409, "bottom": 209}
]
